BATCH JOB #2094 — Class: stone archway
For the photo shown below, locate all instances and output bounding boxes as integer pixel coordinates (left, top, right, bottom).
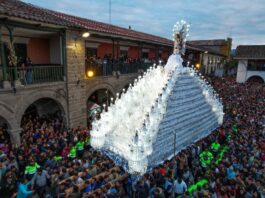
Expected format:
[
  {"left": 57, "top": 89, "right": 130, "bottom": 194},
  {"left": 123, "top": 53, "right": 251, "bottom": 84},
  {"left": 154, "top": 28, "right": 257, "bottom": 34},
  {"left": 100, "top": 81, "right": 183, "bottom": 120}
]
[
  {"left": 86, "top": 83, "right": 115, "bottom": 102},
  {"left": 87, "top": 88, "right": 114, "bottom": 106},
  {"left": 16, "top": 89, "right": 68, "bottom": 127},
  {"left": 19, "top": 98, "right": 67, "bottom": 135},
  {"left": 246, "top": 75, "right": 265, "bottom": 83},
  {"left": 22, "top": 98, "right": 65, "bottom": 119},
  {"left": 0, "top": 102, "right": 20, "bottom": 145}
]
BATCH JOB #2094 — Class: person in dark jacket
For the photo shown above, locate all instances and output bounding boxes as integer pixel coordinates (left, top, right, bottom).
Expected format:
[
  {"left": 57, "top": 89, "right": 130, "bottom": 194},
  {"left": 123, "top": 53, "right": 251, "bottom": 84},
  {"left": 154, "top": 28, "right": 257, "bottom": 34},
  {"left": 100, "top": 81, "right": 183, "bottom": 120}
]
[
  {"left": 153, "top": 168, "right": 164, "bottom": 187},
  {"left": 31, "top": 168, "right": 50, "bottom": 197},
  {"left": 135, "top": 180, "right": 149, "bottom": 198}
]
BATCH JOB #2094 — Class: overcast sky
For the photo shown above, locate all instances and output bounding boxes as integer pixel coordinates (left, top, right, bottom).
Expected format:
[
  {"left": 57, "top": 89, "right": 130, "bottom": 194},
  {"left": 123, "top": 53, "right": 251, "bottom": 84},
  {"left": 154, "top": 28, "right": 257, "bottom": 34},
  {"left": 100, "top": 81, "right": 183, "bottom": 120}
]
[{"left": 24, "top": 0, "right": 265, "bottom": 48}]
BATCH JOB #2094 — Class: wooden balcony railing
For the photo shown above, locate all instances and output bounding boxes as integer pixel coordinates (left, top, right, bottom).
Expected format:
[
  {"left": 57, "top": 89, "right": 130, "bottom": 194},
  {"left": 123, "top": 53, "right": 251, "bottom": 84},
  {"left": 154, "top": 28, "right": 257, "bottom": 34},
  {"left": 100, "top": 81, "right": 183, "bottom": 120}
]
[{"left": 2, "top": 65, "right": 64, "bottom": 85}]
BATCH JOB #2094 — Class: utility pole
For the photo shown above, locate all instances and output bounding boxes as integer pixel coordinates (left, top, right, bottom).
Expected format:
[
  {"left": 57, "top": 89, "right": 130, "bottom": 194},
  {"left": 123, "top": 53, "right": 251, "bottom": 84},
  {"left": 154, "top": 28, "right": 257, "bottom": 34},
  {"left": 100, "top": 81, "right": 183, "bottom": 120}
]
[
  {"left": 173, "top": 132, "right": 176, "bottom": 157},
  {"left": 109, "top": 0, "right": 111, "bottom": 24}
]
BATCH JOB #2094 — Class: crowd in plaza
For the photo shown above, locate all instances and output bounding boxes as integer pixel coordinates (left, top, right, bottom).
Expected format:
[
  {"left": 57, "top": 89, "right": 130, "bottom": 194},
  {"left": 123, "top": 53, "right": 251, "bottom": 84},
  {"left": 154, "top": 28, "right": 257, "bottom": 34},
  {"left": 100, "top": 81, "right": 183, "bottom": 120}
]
[
  {"left": 122, "top": 76, "right": 265, "bottom": 198},
  {"left": 0, "top": 112, "right": 128, "bottom": 198},
  {"left": 0, "top": 75, "right": 264, "bottom": 198}
]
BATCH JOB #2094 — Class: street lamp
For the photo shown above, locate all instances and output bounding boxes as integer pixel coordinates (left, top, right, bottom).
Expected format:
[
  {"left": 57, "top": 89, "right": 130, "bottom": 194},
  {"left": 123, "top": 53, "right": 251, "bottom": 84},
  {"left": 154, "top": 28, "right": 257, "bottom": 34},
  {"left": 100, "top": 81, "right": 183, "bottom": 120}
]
[
  {"left": 82, "top": 32, "right": 90, "bottom": 38},
  {"left": 87, "top": 70, "right": 94, "bottom": 77}
]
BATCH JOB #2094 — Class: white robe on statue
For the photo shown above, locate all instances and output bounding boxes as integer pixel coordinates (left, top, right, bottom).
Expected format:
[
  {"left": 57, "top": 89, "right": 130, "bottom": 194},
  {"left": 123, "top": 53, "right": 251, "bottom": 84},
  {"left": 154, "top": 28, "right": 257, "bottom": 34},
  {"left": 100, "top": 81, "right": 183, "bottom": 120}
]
[{"left": 164, "top": 54, "right": 183, "bottom": 74}]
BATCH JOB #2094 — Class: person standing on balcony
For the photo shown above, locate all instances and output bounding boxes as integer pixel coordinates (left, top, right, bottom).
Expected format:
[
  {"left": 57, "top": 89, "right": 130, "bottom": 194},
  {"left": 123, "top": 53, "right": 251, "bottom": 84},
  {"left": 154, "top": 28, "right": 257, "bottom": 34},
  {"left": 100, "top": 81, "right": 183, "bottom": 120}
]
[
  {"left": 96, "top": 57, "right": 102, "bottom": 75},
  {"left": 25, "top": 57, "right": 32, "bottom": 84},
  {"left": 103, "top": 55, "right": 108, "bottom": 76},
  {"left": 19, "top": 63, "right": 27, "bottom": 86}
]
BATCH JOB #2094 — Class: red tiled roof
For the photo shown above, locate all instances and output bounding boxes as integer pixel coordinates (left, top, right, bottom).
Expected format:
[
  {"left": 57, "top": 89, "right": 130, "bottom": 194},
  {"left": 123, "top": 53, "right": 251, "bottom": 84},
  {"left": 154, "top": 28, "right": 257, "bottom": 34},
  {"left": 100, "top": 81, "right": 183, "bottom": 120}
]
[
  {"left": 234, "top": 45, "right": 265, "bottom": 59},
  {"left": 188, "top": 44, "right": 225, "bottom": 56},
  {"left": 187, "top": 39, "right": 228, "bottom": 46},
  {"left": 0, "top": 0, "right": 78, "bottom": 28},
  {"left": 0, "top": 0, "right": 173, "bottom": 46},
  {"left": 44, "top": 9, "right": 173, "bottom": 46},
  {"left": 0, "top": 0, "right": 228, "bottom": 56}
]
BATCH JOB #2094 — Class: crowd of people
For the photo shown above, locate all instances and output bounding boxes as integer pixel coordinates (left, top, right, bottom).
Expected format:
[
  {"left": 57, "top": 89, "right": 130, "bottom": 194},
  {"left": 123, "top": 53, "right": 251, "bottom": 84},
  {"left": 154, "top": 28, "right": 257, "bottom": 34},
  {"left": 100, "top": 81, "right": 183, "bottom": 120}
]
[
  {"left": 85, "top": 54, "right": 163, "bottom": 76},
  {"left": 0, "top": 112, "right": 129, "bottom": 198},
  {"left": 126, "top": 76, "right": 265, "bottom": 198},
  {"left": 0, "top": 76, "right": 264, "bottom": 198}
]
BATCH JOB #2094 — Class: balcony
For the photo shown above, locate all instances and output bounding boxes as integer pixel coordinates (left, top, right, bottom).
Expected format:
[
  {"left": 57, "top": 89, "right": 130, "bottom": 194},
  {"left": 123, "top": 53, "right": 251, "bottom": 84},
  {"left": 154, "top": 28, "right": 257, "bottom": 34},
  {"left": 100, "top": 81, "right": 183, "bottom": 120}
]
[
  {"left": 0, "top": 26, "right": 65, "bottom": 89},
  {"left": 86, "top": 60, "right": 154, "bottom": 77},
  {"left": 0, "top": 65, "right": 64, "bottom": 88}
]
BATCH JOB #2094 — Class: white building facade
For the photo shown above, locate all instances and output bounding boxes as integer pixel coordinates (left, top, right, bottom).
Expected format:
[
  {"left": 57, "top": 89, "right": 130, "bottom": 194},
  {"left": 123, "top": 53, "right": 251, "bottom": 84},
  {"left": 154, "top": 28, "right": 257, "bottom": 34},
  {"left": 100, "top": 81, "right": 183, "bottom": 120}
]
[{"left": 235, "top": 45, "right": 265, "bottom": 83}]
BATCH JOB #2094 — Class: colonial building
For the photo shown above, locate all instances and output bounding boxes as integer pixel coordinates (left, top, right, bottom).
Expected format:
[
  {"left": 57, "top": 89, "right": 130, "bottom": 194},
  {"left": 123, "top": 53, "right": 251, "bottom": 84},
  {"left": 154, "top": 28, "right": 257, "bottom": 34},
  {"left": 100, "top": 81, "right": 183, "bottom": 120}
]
[
  {"left": 0, "top": 0, "right": 231, "bottom": 145},
  {"left": 187, "top": 39, "right": 232, "bottom": 76},
  {"left": 234, "top": 45, "right": 265, "bottom": 83}
]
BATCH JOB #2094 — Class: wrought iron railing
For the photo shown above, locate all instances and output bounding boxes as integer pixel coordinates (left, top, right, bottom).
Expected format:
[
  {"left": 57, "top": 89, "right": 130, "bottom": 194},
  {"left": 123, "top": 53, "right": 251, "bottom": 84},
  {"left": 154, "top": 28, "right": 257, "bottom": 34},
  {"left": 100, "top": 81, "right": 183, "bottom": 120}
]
[
  {"left": 86, "top": 62, "right": 153, "bottom": 76},
  {"left": 0, "top": 62, "right": 158, "bottom": 88},
  {"left": 4, "top": 65, "right": 64, "bottom": 85}
]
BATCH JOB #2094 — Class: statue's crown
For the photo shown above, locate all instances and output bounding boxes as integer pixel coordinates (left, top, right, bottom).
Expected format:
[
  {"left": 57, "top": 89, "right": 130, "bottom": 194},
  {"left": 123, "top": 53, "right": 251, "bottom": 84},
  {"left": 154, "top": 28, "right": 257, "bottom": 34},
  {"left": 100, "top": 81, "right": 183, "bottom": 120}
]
[{"left": 172, "top": 20, "right": 190, "bottom": 55}]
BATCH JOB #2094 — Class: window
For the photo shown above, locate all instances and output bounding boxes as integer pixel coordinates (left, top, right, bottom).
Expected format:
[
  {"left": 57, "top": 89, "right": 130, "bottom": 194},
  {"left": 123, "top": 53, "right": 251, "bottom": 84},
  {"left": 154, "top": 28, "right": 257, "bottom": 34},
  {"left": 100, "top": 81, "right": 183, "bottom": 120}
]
[
  {"left": 142, "top": 52, "right": 149, "bottom": 59},
  {"left": 86, "top": 48, "right": 97, "bottom": 58},
  {"left": 86, "top": 47, "right": 97, "bottom": 66},
  {"left": 14, "top": 43, "right": 27, "bottom": 65},
  {"left": 120, "top": 50, "right": 128, "bottom": 59},
  {"left": 248, "top": 60, "right": 265, "bottom": 71}
]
